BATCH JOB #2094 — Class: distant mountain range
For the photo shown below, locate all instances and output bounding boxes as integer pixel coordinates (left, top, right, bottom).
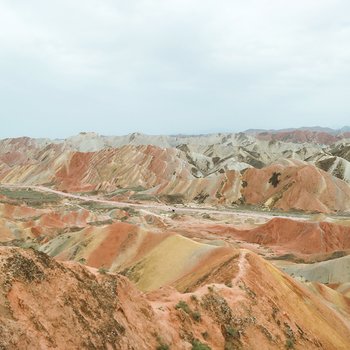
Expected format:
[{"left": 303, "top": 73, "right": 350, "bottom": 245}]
[
  {"left": 0, "top": 127, "right": 349, "bottom": 213},
  {"left": 245, "top": 126, "right": 350, "bottom": 135}
]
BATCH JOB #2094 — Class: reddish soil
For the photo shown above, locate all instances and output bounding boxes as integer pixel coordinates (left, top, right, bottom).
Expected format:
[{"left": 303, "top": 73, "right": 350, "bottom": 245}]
[{"left": 1, "top": 247, "right": 349, "bottom": 349}]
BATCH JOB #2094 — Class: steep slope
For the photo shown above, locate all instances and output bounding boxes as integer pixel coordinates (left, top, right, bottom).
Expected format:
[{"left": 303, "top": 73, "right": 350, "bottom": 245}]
[
  {"left": 282, "top": 255, "right": 350, "bottom": 284},
  {"left": 122, "top": 235, "right": 234, "bottom": 291},
  {"left": 331, "top": 143, "right": 350, "bottom": 161},
  {"left": 166, "top": 216, "right": 350, "bottom": 260},
  {"left": 242, "top": 159, "right": 350, "bottom": 213},
  {"left": 0, "top": 246, "right": 164, "bottom": 350},
  {"left": 313, "top": 155, "right": 350, "bottom": 183},
  {"left": 1, "top": 247, "right": 350, "bottom": 349},
  {"left": 40, "top": 222, "right": 172, "bottom": 273},
  {"left": 226, "top": 217, "right": 350, "bottom": 256},
  {"left": 1, "top": 134, "right": 350, "bottom": 213}
]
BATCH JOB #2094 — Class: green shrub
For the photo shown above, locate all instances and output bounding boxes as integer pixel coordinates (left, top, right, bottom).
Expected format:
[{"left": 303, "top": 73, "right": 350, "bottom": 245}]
[
  {"left": 175, "top": 300, "right": 191, "bottom": 314},
  {"left": 192, "top": 311, "right": 201, "bottom": 322},
  {"left": 156, "top": 335, "right": 170, "bottom": 350},
  {"left": 201, "top": 331, "right": 209, "bottom": 340},
  {"left": 190, "top": 294, "right": 198, "bottom": 302},
  {"left": 98, "top": 267, "right": 108, "bottom": 274},
  {"left": 78, "top": 257, "right": 86, "bottom": 264},
  {"left": 226, "top": 326, "right": 239, "bottom": 339},
  {"left": 191, "top": 339, "right": 211, "bottom": 350},
  {"left": 285, "top": 338, "right": 294, "bottom": 349}
]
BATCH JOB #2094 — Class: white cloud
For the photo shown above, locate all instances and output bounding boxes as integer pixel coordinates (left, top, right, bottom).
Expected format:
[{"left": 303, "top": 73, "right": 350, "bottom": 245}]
[{"left": 0, "top": 0, "right": 349, "bottom": 137}]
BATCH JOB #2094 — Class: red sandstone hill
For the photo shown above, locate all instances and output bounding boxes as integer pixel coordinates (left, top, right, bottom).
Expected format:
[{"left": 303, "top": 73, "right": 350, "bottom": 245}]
[
  {"left": 242, "top": 159, "right": 350, "bottom": 213},
  {"left": 1, "top": 246, "right": 350, "bottom": 349},
  {"left": 1, "top": 136, "right": 350, "bottom": 213},
  {"left": 1, "top": 152, "right": 350, "bottom": 213},
  {"left": 228, "top": 217, "right": 350, "bottom": 255}
]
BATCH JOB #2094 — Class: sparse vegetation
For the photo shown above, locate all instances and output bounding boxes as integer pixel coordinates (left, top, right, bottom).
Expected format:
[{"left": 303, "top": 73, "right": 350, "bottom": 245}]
[
  {"left": 160, "top": 194, "right": 184, "bottom": 204},
  {"left": 156, "top": 343, "right": 170, "bottom": 350},
  {"left": 194, "top": 191, "right": 209, "bottom": 204},
  {"left": 223, "top": 325, "right": 241, "bottom": 350},
  {"left": 175, "top": 300, "right": 201, "bottom": 322},
  {"left": 225, "top": 326, "right": 239, "bottom": 339},
  {"left": 190, "top": 294, "right": 198, "bottom": 302},
  {"left": 121, "top": 207, "right": 139, "bottom": 216},
  {"left": 175, "top": 300, "right": 191, "bottom": 314},
  {"left": 4, "top": 251, "right": 46, "bottom": 283},
  {"left": 192, "top": 311, "right": 201, "bottom": 322},
  {"left": 80, "top": 201, "right": 119, "bottom": 211},
  {"left": 201, "top": 331, "right": 209, "bottom": 340},
  {"left": 0, "top": 187, "right": 60, "bottom": 206},
  {"left": 207, "top": 285, "right": 214, "bottom": 292},
  {"left": 191, "top": 339, "right": 211, "bottom": 350},
  {"left": 89, "top": 219, "right": 113, "bottom": 226},
  {"left": 98, "top": 267, "right": 108, "bottom": 274},
  {"left": 225, "top": 281, "right": 233, "bottom": 288},
  {"left": 285, "top": 338, "right": 294, "bottom": 349},
  {"left": 131, "top": 193, "right": 159, "bottom": 201},
  {"left": 156, "top": 335, "right": 170, "bottom": 350},
  {"left": 284, "top": 323, "right": 295, "bottom": 349},
  {"left": 215, "top": 191, "right": 223, "bottom": 199}
]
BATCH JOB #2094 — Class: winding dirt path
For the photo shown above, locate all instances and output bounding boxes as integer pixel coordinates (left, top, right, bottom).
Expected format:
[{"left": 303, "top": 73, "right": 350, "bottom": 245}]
[
  {"left": 2, "top": 184, "right": 309, "bottom": 222},
  {"left": 232, "top": 250, "right": 248, "bottom": 285}
]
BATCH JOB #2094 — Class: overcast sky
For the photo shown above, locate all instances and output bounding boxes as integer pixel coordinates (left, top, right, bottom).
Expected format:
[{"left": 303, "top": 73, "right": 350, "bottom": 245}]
[{"left": 0, "top": 0, "right": 349, "bottom": 138}]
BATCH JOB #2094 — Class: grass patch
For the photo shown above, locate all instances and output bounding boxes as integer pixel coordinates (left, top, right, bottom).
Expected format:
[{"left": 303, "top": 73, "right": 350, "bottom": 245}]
[
  {"left": 0, "top": 187, "right": 60, "bottom": 206},
  {"left": 130, "top": 193, "right": 159, "bottom": 201},
  {"left": 79, "top": 201, "right": 119, "bottom": 211},
  {"left": 160, "top": 194, "right": 185, "bottom": 204}
]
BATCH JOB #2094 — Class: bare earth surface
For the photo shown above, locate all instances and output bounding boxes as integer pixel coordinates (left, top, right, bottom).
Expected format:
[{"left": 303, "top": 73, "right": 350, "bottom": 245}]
[{"left": 0, "top": 130, "right": 350, "bottom": 349}]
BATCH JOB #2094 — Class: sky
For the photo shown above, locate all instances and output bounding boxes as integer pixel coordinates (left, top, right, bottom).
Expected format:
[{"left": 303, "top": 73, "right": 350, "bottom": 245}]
[{"left": 0, "top": 0, "right": 350, "bottom": 138}]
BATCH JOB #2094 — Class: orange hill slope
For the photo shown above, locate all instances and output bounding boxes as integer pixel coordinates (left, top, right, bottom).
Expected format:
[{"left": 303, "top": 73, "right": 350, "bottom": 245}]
[
  {"left": 180, "top": 217, "right": 350, "bottom": 258},
  {"left": 1, "top": 145, "right": 350, "bottom": 212},
  {"left": 1, "top": 247, "right": 350, "bottom": 349},
  {"left": 242, "top": 159, "right": 350, "bottom": 213},
  {"left": 221, "top": 217, "right": 350, "bottom": 256}
]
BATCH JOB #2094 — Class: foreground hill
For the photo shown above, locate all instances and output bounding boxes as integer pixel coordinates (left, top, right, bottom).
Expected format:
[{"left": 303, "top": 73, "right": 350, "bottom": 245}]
[{"left": 1, "top": 246, "right": 350, "bottom": 349}]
